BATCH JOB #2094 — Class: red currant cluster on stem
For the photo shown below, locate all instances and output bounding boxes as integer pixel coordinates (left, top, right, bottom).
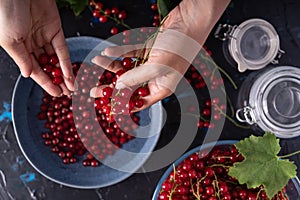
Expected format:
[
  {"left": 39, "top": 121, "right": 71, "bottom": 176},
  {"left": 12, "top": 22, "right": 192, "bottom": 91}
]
[
  {"left": 158, "top": 144, "right": 288, "bottom": 200},
  {"left": 184, "top": 47, "right": 248, "bottom": 130},
  {"left": 89, "top": 0, "right": 160, "bottom": 37},
  {"left": 38, "top": 53, "right": 63, "bottom": 85},
  {"left": 97, "top": 57, "right": 150, "bottom": 118},
  {"left": 89, "top": 0, "right": 129, "bottom": 35}
]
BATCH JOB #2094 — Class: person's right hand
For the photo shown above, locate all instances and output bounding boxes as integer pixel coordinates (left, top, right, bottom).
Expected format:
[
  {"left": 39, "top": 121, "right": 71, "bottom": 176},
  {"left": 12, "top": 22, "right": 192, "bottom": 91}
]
[
  {"left": 90, "top": 0, "right": 230, "bottom": 111},
  {"left": 0, "top": 0, "right": 74, "bottom": 96}
]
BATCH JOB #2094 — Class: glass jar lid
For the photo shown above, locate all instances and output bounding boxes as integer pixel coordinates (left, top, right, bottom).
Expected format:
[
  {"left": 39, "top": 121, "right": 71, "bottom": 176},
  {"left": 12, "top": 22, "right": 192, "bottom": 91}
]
[
  {"left": 249, "top": 66, "right": 300, "bottom": 138},
  {"left": 228, "top": 19, "right": 281, "bottom": 72}
]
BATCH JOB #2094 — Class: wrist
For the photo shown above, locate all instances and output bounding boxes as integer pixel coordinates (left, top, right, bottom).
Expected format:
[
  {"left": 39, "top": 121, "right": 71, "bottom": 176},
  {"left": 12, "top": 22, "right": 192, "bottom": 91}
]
[{"left": 163, "top": 0, "right": 230, "bottom": 45}]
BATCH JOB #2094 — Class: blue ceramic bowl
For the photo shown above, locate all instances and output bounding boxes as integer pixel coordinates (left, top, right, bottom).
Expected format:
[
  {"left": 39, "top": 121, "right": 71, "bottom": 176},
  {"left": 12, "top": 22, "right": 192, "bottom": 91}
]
[
  {"left": 152, "top": 140, "right": 300, "bottom": 200},
  {"left": 12, "top": 36, "right": 163, "bottom": 189}
]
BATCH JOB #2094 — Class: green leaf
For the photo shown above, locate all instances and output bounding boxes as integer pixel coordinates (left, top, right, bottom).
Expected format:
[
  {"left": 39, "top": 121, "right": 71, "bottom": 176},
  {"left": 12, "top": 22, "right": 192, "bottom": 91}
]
[
  {"left": 157, "top": 0, "right": 182, "bottom": 18},
  {"left": 56, "top": 0, "right": 88, "bottom": 16},
  {"left": 229, "top": 132, "right": 297, "bottom": 199}
]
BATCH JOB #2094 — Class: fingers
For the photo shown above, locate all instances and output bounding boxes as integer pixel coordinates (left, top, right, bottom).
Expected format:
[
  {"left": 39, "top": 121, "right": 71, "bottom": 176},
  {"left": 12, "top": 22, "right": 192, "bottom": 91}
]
[
  {"left": 101, "top": 44, "right": 147, "bottom": 58},
  {"left": 92, "top": 56, "right": 123, "bottom": 73},
  {"left": 115, "top": 63, "right": 173, "bottom": 89},
  {"left": 51, "top": 29, "right": 75, "bottom": 91},
  {"left": 2, "top": 42, "right": 33, "bottom": 77}
]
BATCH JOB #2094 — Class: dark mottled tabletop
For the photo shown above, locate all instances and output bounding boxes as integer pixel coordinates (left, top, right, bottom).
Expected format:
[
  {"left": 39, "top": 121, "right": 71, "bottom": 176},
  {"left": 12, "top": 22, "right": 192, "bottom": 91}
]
[{"left": 1, "top": 0, "right": 300, "bottom": 199}]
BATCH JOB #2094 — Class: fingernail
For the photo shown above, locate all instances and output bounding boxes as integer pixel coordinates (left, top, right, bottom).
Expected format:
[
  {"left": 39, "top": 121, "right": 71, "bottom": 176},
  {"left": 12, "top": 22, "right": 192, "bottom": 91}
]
[
  {"left": 115, "top": 82, "right": 129, "bottom": 90},
  {"left": 100, "top": 51, "right": 106, "bottom": 56},
  {"left": 91, "top": 57, "right": 96, "bottom": 63},
  {"left": 90, "top": 87, "right": 97, "bottom": 97},
  {"left": 57, "top": 93, "right": 63, "bottom": 97}
]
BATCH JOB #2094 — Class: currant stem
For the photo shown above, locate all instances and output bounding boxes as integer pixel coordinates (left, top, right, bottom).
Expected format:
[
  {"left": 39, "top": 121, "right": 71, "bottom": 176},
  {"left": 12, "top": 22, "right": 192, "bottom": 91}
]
[
  {"left": 221, "top": 87, "right": 235, "bottom": 118},
  {"left": 278, "top": 150, "right": 300, "bottom": 159},
  {"left": 200, "top": 53, "right": 238, "bottom": 90},
  {"left": 213, "top": 103, "right": 250, "bottom": 129},
  {"left": 181, "top": 112, "right": 208, "bottom": 122}
]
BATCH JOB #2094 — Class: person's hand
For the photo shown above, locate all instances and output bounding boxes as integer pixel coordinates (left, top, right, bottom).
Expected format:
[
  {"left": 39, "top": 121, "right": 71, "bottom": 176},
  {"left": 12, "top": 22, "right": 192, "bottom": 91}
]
[
  {"left": 90, "top": 0, "right": 230, "bottom": 111},
  {"left": 0, "top": 0, "right": 74, "bottom": 96}
]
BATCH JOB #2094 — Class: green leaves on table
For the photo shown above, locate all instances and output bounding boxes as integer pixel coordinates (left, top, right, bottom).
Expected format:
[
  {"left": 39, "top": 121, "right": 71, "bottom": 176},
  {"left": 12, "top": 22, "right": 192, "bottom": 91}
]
[
  {"left": 56, "top": 0, "right": 89, "bottom": 16},
  {"left": 229, "top": 132, "right": 297, "bottom": 199},
  {"left": 157, "top": 0, "right": 182, "bottom": 18}
]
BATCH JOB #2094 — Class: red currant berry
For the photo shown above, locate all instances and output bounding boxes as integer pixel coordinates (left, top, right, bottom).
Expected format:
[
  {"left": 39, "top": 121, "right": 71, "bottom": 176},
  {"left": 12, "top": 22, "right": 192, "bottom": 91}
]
[
  {"left": 95, "top": 2, "right": 103, "bottom": 10},
  {"left": 110, "top": 27, "right": 119, "bottom": 35},
  {"left": 134, "top": 99, "right": 144, "bottom": 108},
  {"left": 122, "top": 57, "right": 133, "bottom": 69},
  {"left": 104, "top": 8, "right": 111, "bottom": 15},
  {"left": 52, "top": 76, "right": 63, "bottom": 85},
  {"left": 38, "top": 53, "right": 49, "bottom": 65},
  {"left": 49, "top": 54, "right": 59, "bottom": 65},
  {"left": 150, "top": 3, "right": 158, "bottom": 10},
  {"left": 111, "top": 7, "right": 119, "bottom": 14},
  {"left": 93, "top": 10, "right": 100, "bottom": 18},
  {"left": 51, "top": 67, "right": 63, "bottom": 77},
  {"left": 137, "top": 87, "right": 150, "bottom": 97},
  {"left": 99, "top": 15, "right": 108, "bottom": 23},
  {"left": 118, "top": 11, "right": 127, "bottom": 19},
  {"left": 43, "top": 64, "right": 53, "bottom": 74},
  {"left": 102, "top": 87, "right": 113, "bottom": 98}
]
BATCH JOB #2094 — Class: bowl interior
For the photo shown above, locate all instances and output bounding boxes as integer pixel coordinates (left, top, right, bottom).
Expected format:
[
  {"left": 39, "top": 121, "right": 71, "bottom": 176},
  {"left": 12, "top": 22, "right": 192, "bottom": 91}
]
[{"left": 12, "top": 36, "right": 163, "bottom": 189}]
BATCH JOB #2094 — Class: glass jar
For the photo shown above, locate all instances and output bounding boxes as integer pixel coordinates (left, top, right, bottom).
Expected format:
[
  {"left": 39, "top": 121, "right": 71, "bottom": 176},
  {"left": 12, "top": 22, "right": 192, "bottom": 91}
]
[
  {"left": 236, "top": 66, "right": 300, "bottom": 138},
  {"left": 215, "top": 18, "right": 284, "bottom": 72}
]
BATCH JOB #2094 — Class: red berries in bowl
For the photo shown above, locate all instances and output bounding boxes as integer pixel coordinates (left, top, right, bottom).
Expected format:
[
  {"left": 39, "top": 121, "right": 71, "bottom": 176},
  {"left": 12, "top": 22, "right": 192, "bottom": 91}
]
[{"left": 153, "top": 141, "right": 299, "bottom": 200}]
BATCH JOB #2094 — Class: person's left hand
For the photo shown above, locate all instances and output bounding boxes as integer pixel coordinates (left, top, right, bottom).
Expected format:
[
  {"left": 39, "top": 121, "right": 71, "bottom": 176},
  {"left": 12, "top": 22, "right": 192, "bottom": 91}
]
[{"left": 0, "top": 0, "right": 74, "bottom": 96}]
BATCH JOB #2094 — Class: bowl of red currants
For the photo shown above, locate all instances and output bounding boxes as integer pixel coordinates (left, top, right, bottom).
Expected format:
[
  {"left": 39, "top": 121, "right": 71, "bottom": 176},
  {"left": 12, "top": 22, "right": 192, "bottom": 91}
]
[
  {"left": 152, "top": 140, "right": 300, "bottom": 200},
  {"left": 12, "top": 36, "right": 163, "bottom": 188}
]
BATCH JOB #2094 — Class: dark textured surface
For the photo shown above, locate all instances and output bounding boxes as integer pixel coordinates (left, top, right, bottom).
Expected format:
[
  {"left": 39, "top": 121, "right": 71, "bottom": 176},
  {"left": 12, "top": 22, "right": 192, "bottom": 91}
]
[{"left": 0, "top": 0, "right": 300, "bottom": 199}]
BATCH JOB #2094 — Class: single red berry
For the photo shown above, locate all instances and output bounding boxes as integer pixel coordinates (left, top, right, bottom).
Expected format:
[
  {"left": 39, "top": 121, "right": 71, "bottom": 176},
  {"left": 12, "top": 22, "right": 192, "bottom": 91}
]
[
  {"left": 122, "top": 37, "right": 130, "bottom": 44},
  {"left": 134, "top": 99, "right": 144, "bottom": 108},
  {"left": 51, "top": 67, "right": 63, "bottom": 77},
  {"left": 111, "top": 7, "right": 119, "bottom": 14},
  {"left": 104, "top": 8, "right": 111, "bottom": 15},
  {"left": 150, "top": 3, "right": 158, "bottom": 10},
  {"left": 95, "top": 2, "right": 103, "bottom": 10},
  {"left": 93, "top": 10, "right": 100, "bottom": 18},
  {"left": 122, "top": 57, "right": 133, "bottom": 69},
  {"left": 118, "top": 11, "right": 127, "bottom": 19},
  {"left": 49, "top": 54, "right": 59, "bottom": 65},
  {"left": 43, "top": 64, "right": 53, "bottom": 74},
  {"left": 122, "top": 30, "right": 130, "bottom": 37},
  {"left": 137, "top": 87, "right": 150, "bottom": 97},
  {"left": 102, "top": 87, "right": 113, "bottom": 98},
  {"left": 110, "top": 27, "right": 118, "bottom": 35},
  {"left": 99, "top": 15, "right": 108, "bottom": 23},
  {"left": 52, "top": 76, "right": 63, "bottom": 85},
  {"left": 38, "top": 53, "right": 49, "bottom": 65},
  {"left": 153, "top": 14, "right": 160, "bottom": 20},
  {"left": 152, "top": 20, "right": 159, "bottom": 27},
  {"left": 205, "top": 186, "right": 214, "bottom": 195}
]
